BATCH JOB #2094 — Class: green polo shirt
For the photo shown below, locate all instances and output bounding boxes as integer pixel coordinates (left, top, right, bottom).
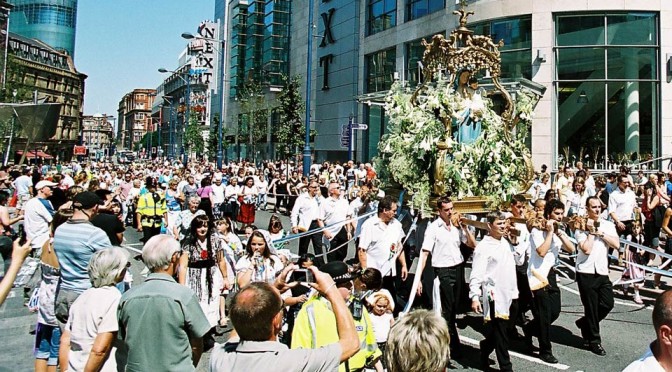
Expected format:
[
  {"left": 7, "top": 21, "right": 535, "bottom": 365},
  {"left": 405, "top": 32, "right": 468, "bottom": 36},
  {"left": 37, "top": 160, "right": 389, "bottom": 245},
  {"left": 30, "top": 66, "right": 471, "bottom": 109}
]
[{"left": 117, "top": 273, "right": 211, "bottom": 372}]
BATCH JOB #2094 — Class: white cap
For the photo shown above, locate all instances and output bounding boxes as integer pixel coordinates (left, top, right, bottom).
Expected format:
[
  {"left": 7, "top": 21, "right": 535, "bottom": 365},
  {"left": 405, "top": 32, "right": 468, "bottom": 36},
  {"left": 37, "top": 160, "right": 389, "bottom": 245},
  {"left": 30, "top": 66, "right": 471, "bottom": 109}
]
[{"left": 35, "top": 180, "right": 58, "bottom": 190}]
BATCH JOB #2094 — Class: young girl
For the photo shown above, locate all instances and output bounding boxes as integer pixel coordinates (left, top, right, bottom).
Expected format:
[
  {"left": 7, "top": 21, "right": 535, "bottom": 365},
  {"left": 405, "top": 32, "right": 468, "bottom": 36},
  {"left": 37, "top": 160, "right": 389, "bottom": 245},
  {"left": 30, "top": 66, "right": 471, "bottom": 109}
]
[
  {"left": 622, "top": 221, "right": 646, "bottom": 304},
  {"left": 215, "top": 218, "right": 244, "bottom": 260},
  {"left": 268, "top": 214, "right": 287, "bottom": 250},
  {"left": 368, "top": 291, "right": 395, "bottom": 366}
]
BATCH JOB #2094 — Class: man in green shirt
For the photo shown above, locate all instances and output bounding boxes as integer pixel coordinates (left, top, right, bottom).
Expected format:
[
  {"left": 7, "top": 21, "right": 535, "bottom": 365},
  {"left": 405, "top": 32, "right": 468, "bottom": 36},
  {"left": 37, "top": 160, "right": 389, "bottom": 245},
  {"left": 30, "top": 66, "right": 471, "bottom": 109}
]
[{"left": 117, "top": 235, "right": 210, "bottom": 371}]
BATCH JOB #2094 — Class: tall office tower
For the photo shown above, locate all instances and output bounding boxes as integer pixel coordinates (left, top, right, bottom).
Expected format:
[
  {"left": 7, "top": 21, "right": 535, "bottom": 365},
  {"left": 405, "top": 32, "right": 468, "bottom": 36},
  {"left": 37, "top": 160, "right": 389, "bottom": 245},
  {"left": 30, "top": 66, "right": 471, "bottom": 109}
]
[{"left": 9, "top": 0, "right": 77, "bottom": 58}]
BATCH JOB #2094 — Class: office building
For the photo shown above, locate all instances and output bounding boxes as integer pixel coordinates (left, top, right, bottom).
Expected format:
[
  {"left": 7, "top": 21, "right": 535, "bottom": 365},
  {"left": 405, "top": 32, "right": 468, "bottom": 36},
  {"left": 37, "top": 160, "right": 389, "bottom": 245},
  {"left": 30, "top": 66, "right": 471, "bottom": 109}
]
[
  {"left": 117, "top": 89, "right": 155, "bottom": 150},
  {"left": 8, "top": 0, "right": 77, "bottom": 58}
]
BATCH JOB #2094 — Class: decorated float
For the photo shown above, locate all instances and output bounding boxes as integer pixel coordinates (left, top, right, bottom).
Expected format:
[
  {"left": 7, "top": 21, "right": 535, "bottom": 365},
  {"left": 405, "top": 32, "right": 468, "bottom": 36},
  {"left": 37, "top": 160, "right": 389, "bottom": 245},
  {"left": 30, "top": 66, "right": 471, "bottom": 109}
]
[{"left": 374, "top": 8, "right": 544, "bottom": 216}]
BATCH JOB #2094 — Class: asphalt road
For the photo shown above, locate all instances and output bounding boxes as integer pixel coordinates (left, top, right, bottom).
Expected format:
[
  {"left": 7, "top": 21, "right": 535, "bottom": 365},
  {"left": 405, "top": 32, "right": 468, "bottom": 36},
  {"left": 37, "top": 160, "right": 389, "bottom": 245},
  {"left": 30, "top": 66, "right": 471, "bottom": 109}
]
[{"left": 0, "top": 207, "right": 664, "bottom": 371}]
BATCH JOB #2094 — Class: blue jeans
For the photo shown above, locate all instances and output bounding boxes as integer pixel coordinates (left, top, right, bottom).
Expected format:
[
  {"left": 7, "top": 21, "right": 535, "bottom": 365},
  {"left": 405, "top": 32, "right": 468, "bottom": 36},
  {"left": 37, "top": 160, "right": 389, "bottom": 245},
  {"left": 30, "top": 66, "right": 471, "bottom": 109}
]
[{"left": 257, "top": 193, "right": 267, "bottom": 210}]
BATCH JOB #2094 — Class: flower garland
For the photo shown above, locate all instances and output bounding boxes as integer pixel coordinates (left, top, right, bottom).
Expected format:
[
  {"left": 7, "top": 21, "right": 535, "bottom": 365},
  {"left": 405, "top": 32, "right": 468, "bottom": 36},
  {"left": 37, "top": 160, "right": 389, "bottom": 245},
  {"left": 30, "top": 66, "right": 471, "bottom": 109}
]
[{"left": 376, "top": 81, "right": 535, "bottom": 216}]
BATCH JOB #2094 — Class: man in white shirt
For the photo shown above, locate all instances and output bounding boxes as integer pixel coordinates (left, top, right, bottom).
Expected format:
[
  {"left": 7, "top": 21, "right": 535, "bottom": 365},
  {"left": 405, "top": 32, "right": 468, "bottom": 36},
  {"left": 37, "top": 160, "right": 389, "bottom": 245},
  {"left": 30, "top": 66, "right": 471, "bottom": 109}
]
[
  {"left": 507, "top": 194, "right": 532, "bottom": 339},
  {"left": 623, "top": 290, "right": 672, "bottom": 372},
  {"left": 469, "top": 211, "right": 521, "bottom": 372},
  {"left": 575, "top": 196, "right": 619, "bottom": 356},
  {"left": 608, "top": 175, "right": 637, "bottom": 238},
  {"left": 415, "top": 196, "right": 475, "bottom": 357},
  {"left": 211, "top": 177, "right": 226, "bottom": 220},
  {"left": 24, "top": 180, "right": 57, "bottom": 252},
  {"left": 256, "top": 176, "right": 269, "bottom": 212},
  {"left": 358, "top": 196, "right": 408, "bottom": 315},
  {"left": 291, "top": 180, "right": 325, "bottom": 266},
  {"left": 14, "top": 168, "right": 33, "bottom": 215},
  {"left": 318, "top": 181, "right": 352, "bottom": 263},
  {"left": 524, "top": 199, "right": 575, "bottom": 364}
]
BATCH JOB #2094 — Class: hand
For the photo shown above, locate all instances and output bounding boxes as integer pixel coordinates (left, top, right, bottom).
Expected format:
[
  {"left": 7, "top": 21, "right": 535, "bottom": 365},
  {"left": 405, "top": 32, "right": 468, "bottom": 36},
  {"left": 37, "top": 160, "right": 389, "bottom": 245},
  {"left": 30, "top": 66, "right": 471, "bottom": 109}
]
[
  {"left": 137, "top": 226, "right": 143, "bottom": 232},
  {"left": 616, "top": 221, "right": 626, "bottom": 232},
  {"left": 417, "top": 282, "right": 423, "bottom": 296},
  {"left": 274, "top": 264, "right": 298, "bottom": 293},
  {"left": 307, "top": 266, "right": 337, "bottom": 296},
  {"left": 296, "top": 294, "right": 308, "bottom": 304},
  {"left": 222, "top": 278, "right": 231, "bottom": 291},
  {"left": 323, "top": 230, "right": 333, "bottom": 240},
  {"left": 291, "top": 227, "right": 299, "bottom": 234},
  {"left": 400, "top": 265, "right": 408, "bottom": 281},
  {"left": 471, "top": 299, "right": 483, "bottom": 314},
  {"left": 545, "top": 219, "right": 555, "bottom": 233},
  {"left": 11, "top": 238, "right": 31, "bottom": 263}
]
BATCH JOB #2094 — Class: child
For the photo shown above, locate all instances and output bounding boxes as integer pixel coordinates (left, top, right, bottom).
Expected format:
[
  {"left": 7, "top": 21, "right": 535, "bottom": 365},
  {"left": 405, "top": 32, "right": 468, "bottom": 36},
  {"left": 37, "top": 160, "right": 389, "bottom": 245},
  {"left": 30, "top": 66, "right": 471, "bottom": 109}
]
[
  {"left": 215, "top": 218, "right": 244, "bottom": 260},
  {"left": 240, "top": 224, "right": 257, "bottom": 251},
  {"left": 623, "top": 221, "right": 646, "bottom": 304},
  {"left": 214, "top": 218, "right": 241, "bottom": 327},
  {"left": 268, "top": 214, "right": 287, "bottom": 250},
  {"left": 367, "top": 290, "right": 395, "bottom": 367}
]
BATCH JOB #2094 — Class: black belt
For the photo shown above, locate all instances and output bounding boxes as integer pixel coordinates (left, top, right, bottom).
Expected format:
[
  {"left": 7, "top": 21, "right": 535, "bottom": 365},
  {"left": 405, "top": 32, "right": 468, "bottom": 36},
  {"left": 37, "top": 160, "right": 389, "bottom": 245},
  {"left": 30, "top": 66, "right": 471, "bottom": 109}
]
[{"left": 188, "top": 259, "right": 215, "bottom": 269}]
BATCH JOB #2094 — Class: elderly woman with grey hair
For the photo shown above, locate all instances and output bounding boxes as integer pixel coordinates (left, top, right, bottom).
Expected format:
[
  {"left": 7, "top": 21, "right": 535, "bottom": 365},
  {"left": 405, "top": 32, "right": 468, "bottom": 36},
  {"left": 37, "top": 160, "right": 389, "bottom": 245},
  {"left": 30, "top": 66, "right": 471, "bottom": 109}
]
[
  {"left": 173, "top": 195, "right": 205, "bottom": 240},
  {"left": 58, "top": 247, "right": 129, "bottom": 372},
  {"left": 385, "top": 309, "right": 451, "bottom": 372}
]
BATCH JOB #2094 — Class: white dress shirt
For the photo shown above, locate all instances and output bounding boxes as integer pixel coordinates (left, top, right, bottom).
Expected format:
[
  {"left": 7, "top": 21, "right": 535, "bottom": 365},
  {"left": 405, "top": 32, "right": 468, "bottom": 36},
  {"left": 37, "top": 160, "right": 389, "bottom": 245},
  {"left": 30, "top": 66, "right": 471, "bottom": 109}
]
[
  {"left": 608, "top": 188, "right": 637, "bottom": 222},
  {"left": 318, "top": 196, "right": 350, "bottom": 237},
  {"left": 211, "top": 184, "right": 225, "bottom": 204},
  {"left": 421, "top": 217, "right": 466, "bottom": 268},
  {"left": 469, "top": 235, "right": 519, "bottom": 320},
  {"left": 528, "top": 228, "right": 561, "bottom": 290},
  {"left": 290, "top": 193, "right": 322, "bottom": 230},
  {"left": 575, "top": 219, "right": 617, "bottom": 275},
  {"left": 359, "top": 216, "right": 405, "bottom": 277},
  {"left": 224, "top": 184, "right": 241, "bottom": 202}
]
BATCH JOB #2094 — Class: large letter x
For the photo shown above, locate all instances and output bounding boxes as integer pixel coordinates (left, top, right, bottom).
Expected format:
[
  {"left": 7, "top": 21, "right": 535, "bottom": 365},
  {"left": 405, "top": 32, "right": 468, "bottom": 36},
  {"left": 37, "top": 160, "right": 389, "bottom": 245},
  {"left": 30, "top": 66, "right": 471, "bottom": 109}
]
[{"left": 320, "top": 8, "right": 335, "bottom": 47}]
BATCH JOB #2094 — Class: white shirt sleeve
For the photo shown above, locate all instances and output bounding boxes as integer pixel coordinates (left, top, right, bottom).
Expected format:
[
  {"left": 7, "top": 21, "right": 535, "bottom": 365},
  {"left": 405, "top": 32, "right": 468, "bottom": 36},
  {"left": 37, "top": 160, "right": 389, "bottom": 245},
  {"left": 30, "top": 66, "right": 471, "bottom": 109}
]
[
  {"left": 421, "top": 222, "right": 436, "bottom": 253},
  {"left": 469, "top": 247, "right": 486, "bottom": 300}
]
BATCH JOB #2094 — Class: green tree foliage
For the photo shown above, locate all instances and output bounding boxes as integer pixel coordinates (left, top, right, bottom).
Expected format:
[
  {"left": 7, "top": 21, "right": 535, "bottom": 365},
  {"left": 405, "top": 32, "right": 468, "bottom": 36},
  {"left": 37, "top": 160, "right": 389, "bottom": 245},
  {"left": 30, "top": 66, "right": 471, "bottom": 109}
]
[
  {"left": 275, "top": 74, "right": 305, "bottom": 158},
  {"left": 184, "top": 113, "right": 205, "bottom": 156},
  {"left": 208, "top": 114, "right": 220, "bottom": 159},
  {"left": 238, "top": 80, "right": 269, "bottom": 161},
  {"left": 0, "top": 56, "right": 34, "bottom": 103}
]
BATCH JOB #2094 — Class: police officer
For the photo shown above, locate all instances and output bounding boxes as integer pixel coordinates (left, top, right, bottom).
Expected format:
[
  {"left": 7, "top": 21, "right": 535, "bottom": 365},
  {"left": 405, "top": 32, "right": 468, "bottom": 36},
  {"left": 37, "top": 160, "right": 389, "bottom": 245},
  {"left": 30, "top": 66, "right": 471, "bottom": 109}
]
[
  {"left": 292, "top": 261, "right": 383, "bottom": 372},
  {"left": 136, "top": 176, "right": 167, "bottom": 243}
]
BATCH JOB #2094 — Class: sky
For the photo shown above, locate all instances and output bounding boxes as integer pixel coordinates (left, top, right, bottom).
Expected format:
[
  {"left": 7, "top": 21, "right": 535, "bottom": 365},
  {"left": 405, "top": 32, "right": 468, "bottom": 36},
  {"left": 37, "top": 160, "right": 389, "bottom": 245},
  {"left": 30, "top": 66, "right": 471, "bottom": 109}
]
[{"left": 75, "top": 0, "right": 214, "bottom": 121}]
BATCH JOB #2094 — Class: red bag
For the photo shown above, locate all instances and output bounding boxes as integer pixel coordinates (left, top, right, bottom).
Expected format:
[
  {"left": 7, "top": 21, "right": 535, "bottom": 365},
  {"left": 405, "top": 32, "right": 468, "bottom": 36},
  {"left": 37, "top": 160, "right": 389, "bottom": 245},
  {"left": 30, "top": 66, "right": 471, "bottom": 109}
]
[{"left": 8, "top": 191, "right": 17, "bottom": 208}]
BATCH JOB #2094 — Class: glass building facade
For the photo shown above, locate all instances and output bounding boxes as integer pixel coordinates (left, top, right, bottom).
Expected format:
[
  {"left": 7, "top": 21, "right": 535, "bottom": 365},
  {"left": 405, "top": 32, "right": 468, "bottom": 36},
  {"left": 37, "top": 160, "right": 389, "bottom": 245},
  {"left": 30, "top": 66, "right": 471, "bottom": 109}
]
[
  {"left": 471, "top": 16, "right": 532, "bottom": 79},
  {"left": 367, "top": 0, "right": 396, "bottom": 36},
  {"left": 555, "top": 12, "right": 659, "bottom": 168},
  {"left": 405, "top": 0, "right": 444, "bottom": 22},
  {"left": 9, "top": 0, "right": 77, "bottom": 58}
]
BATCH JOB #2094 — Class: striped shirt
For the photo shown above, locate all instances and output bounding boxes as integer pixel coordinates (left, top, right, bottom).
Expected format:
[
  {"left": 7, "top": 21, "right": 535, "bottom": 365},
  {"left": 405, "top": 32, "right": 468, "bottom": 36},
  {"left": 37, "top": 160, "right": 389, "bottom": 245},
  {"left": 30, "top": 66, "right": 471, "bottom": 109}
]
[{"left": 54, "top": 220, "right": 111, "bottom": 293}]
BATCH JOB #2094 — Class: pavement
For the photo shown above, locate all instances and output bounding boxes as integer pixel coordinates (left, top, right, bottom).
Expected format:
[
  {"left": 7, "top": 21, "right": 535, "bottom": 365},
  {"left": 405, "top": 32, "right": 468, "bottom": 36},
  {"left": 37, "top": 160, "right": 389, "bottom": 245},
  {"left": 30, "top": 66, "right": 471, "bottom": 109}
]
[{"left": 0, "top": 205, "right": 666, "bottom": 371}]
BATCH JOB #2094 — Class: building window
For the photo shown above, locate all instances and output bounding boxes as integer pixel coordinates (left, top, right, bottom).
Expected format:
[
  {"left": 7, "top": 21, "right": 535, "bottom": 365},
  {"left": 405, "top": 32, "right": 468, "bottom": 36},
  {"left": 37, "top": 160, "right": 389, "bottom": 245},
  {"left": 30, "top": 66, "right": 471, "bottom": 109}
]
[
  {"left": 470, "top": 16, "right": 532, "bottom": 79},
  {"left": 367, "top": 0, "right": 396, "bottom": 36},
  {"left": 365, "top": 48, "right": 396, "bottom": 93},
  {"left": 555, "top": 12, "right": 659, "bottom": 169},
  {"left": 405, "top": 0, "right": 444, "bottom": 22},
  {"left": 135, "top": 113, "right": 145, "bottom": 120},
  {"left": 405, "top": 37, "right": 432, "bottom": 86}
]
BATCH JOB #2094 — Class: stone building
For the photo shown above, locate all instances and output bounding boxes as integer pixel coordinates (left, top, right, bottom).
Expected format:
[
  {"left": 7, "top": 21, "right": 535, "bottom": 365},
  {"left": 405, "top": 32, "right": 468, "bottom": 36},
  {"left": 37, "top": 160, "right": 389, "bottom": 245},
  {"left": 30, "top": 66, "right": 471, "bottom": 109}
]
[
  {"left": 117, "top": 89, "right": 155, "bottom": 150},
  {"left": 81, "top": 113, "right": 113, "bottom": 159}
]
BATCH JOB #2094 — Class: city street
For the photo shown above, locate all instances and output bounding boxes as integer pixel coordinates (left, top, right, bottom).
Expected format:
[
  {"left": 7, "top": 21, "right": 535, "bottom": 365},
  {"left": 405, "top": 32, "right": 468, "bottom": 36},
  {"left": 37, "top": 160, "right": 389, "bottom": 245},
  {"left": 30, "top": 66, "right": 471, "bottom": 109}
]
[{"left": 0, "top": 207, "right": 663, "bottom": 371}]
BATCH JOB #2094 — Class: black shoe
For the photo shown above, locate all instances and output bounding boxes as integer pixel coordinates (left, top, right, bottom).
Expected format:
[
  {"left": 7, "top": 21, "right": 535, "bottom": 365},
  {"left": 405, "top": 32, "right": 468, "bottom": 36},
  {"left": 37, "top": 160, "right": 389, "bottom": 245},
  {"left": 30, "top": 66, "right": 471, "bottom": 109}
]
[
  {"left": 589, "top": 343, "right": 606, "bottom": 356},
  {"left": 539, "top": 353, "right": 559, "bottom": 364}
]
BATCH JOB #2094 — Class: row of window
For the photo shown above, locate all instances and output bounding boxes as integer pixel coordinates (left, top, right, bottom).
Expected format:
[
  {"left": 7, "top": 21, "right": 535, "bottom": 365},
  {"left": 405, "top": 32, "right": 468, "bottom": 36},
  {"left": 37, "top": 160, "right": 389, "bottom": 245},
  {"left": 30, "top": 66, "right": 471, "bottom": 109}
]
[
  {"left": 13, "top": 3, "right": 76, "bottom": 28},
  {"left": 367, "top": 0, "right": 445, "bottom": 36}
]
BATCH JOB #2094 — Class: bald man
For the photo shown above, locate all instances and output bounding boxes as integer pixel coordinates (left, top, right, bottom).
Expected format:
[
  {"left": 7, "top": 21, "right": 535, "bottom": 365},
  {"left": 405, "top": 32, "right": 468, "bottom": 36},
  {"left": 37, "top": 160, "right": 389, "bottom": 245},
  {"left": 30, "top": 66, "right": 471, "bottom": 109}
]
[{"left": 623, "top": 290, "right": 672, "bottom": 371}]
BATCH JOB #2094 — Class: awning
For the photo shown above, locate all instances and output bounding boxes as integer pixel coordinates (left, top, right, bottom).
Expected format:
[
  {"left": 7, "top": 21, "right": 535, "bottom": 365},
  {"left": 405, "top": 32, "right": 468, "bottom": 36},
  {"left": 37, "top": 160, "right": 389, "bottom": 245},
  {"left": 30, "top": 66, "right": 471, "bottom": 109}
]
[{"left": 16, "top": 150, "right": 53, "bottom": 159}]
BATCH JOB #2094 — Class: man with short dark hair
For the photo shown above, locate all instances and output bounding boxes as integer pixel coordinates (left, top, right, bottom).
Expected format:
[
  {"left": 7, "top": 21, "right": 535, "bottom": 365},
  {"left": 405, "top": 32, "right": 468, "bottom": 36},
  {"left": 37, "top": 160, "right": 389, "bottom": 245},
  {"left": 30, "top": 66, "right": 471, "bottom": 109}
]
[
  {"left": 415, "top": 196, "right": 475, "bottom": 357},
  {"left": 318, "top": 181, "right": 352, "bottom": 263},
  {"left": 292, "top": 180, "right": 325, "bottom": 266},
  {"left": 608, "top": 174, "right": 637, "bottom": 238},
  {"left": 624, "top": 290, "right": 672, "bottom": 371},
  {"left": 210, "top": 266, "right": 360, "bottom": 371}
]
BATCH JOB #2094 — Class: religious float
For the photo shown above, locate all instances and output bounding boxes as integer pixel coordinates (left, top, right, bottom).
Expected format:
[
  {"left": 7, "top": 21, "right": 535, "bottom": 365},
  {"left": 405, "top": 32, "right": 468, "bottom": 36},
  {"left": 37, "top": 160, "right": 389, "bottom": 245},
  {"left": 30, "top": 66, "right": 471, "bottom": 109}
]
[{"left": 374, "top": 8, "right": 544, "bottom": 216}]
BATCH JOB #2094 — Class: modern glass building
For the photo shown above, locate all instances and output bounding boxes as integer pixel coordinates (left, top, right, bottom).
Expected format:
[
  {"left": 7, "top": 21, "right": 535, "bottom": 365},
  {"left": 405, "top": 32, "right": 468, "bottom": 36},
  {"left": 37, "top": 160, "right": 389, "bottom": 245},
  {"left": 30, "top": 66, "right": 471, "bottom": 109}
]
[
  {"left": 8, "top": 0, "right": 77, "bottom": 58},
  {"left": 293, "top": 0, "right": 671, "bottom": 170}
]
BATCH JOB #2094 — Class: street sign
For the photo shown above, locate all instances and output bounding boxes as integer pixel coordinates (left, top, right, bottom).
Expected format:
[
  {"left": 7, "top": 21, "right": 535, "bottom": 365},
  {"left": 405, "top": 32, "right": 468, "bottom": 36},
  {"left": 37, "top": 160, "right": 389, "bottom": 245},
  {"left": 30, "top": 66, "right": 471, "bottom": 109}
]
[
  {"left": 73, "top": 145, "right": 87, "bottom": 156},
  {"left": 340, "top": 124, "right": 350, "bottom": 148},
  {"left": 350, "top": 123, "right": 368, "bottom": 130}
]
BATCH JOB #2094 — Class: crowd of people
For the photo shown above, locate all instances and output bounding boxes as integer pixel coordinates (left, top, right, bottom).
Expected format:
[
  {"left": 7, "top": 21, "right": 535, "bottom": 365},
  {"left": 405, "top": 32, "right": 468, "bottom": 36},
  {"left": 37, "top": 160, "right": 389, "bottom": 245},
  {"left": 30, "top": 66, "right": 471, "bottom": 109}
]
[{"left": 0, "top": 157, "right": 671, "bottom": 371}]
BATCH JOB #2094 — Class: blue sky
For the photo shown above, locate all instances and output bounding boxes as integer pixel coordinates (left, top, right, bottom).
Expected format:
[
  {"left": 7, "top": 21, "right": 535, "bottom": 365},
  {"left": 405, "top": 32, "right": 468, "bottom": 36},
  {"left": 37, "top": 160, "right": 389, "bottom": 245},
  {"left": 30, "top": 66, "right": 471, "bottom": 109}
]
[{"left": 75, "top": 0, "right": 214, "bottom": 120}]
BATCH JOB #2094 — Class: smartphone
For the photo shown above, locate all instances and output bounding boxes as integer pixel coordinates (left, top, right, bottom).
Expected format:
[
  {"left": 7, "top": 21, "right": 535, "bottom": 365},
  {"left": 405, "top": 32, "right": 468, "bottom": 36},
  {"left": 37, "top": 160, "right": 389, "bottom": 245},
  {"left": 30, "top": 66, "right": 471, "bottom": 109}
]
[
  {"left": 291, "top": 269, "right": 315, "bottom": 284},
  {"left": 18, "top": 225, "right": 27, "bottom": 246}
]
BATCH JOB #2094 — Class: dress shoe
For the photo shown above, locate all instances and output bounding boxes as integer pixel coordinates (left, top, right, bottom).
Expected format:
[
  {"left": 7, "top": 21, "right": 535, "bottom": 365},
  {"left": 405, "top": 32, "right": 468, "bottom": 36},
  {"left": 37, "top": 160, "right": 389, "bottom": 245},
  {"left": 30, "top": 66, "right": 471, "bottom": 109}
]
[
  {"left": 539, "top": 353, "right": 559, "bottom": 364},
  {"left": 589, "top": 343, "right": 607, "bottom": 356}
]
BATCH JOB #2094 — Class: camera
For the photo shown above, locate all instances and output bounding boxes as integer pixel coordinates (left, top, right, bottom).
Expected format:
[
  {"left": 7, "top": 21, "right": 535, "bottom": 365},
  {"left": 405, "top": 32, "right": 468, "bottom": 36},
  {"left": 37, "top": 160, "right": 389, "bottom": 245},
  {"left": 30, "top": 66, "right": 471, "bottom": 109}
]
[
  {"left": 18, "top": 225, "right": 27, "bottom": 246},
  {"left": 290, "top": 269, "right": 315, "bottom": 284}
]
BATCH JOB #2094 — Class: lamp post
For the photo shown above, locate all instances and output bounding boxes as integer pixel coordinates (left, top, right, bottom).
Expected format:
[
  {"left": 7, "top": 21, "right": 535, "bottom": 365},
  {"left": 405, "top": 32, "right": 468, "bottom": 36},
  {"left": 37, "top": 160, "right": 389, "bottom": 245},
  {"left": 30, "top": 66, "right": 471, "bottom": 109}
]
[
  {"left": 182, "top": 30, "right": 226, "bottom": 170},
  {"left": 303, "top": 0, "right": 315, "bottom": 176},
  {"left": 163, "top": 96, "right": 175, "bottom": 160},
  {"left": 159, "top": 68, "right": 191, "bottom": 165}
]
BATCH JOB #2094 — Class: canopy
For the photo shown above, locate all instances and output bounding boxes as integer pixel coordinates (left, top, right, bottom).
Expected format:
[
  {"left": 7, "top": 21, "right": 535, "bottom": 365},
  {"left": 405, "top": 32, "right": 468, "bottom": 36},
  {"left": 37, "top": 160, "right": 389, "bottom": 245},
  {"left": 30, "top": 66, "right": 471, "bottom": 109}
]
[
  {"left": 0, "top": 102, "right": 61, "bottom": 141},
  {"left": 16, "top": 150, "right": 53, "bottom": 159}
]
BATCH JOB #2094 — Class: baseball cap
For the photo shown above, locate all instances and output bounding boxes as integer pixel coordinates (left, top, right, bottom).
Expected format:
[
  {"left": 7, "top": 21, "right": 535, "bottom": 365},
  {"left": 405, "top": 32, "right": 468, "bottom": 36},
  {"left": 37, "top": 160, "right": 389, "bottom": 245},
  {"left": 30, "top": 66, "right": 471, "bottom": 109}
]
[
  {"left": 35, "top": 180, "right": 57, "bottom": 190},
  {"left": 73, "top": 191, "right": 104, "bottom": 209}
]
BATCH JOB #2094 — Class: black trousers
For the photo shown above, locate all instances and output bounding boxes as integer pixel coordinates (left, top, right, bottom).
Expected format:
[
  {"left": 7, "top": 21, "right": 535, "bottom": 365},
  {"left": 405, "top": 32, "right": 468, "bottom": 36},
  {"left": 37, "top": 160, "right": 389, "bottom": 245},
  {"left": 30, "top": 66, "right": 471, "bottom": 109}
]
[
  {"left": 142, "top": 226, "right": 161, "bottom": 243},
  {"left": 515, "top": 261, "right": 533, "bottom": 322},
  {"left": 298, "top": 220, "right": 325, "bottom": 266},
  {"left": 326, "top": 227, "right": 349, "bottom": 263},
  {"left": 435, "top": 265, "right": 463, "bottom": 351},
  {"left": 274, "top": 194, "right": 288, "bottom": 212},
  {"left": 528, "top": 270, "right": 561, "bottom": 356},
  {"left": 481, "top": 300, "right": 513, "bottom": 372},
  {"left": 576, "top": 272, "right": 614, "bottom": 344}
]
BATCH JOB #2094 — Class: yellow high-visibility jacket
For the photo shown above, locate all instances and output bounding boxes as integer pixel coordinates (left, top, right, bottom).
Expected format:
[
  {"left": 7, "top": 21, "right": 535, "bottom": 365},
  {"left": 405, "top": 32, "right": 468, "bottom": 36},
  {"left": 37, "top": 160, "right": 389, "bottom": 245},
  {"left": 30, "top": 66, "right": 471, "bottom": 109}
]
[
  {"left": 291, "top": 295, "right": 381, "bottom": 372},
  {"left": 136, "top": 191, "right": 167, "bottom": 227}
]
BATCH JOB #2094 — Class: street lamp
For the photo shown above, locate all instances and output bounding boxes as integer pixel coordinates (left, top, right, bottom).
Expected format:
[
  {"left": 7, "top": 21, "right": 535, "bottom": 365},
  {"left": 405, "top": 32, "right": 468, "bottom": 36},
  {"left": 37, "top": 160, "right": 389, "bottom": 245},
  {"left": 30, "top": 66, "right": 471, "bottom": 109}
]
[
  {"left": 303, "top": 0, "right": 315, "bottom": 176},
  {"left": 163, "top": 96, "right": 176, "bottom": 160},
  {"left": 159, "top": 67, "right": 191, "bottom": 165},
  {"left": 182, "top": 31, "right": 226, "bottom": 170}
]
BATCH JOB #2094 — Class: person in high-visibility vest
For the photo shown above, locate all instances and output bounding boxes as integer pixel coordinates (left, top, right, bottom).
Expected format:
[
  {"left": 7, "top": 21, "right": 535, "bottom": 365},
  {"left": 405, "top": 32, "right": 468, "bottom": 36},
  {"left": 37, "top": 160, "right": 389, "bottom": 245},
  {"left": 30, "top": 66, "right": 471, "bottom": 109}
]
[
  {"left": 136, "top": 176, "right": 167, "bottom": 243},
  {"left": 292, "top": 261, "right": 383, "bottom": 372}
]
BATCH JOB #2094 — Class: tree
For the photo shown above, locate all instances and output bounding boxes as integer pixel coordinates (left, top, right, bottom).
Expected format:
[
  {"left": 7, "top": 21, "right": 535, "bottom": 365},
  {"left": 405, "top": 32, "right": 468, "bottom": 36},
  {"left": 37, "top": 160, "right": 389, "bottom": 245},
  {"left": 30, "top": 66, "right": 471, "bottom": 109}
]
[
  {"left": 238, "top": 80, "right": 269, "bottom": 161},
  {"left": 184, "top": 113, "right": 205, "bottom": 157},
  {"left": 0, "top": 55, "right": 34, "bottom": 103},
  {"left": 275, "top": 74, "right": 305, "bottom": 159}
]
